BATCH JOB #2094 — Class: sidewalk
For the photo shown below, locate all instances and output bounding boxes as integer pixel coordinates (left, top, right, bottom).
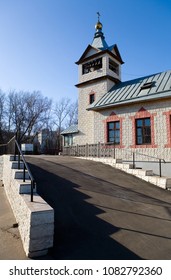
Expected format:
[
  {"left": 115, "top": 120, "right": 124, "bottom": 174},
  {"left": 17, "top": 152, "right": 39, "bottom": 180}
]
[{"left": 0, "top": 180, "right": 27, "bottom": 260}]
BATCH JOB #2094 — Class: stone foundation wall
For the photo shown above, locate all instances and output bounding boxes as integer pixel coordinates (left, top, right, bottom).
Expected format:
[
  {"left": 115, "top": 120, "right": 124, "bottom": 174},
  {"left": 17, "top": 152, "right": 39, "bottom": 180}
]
[
  {"left": 93, "top": 99, "right": 171, "bottom": 161},
  {"left": 0, "top": 156, "right": 3, "bottom": 179},
  {"left": 2, "top": 155, "right": 54, "bottom": 258}
]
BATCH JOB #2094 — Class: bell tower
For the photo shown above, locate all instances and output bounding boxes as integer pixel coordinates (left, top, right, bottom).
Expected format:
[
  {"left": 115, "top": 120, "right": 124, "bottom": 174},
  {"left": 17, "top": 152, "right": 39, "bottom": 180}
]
[{"left": 75, "top": 13, "right": 124, "bottom": 144}]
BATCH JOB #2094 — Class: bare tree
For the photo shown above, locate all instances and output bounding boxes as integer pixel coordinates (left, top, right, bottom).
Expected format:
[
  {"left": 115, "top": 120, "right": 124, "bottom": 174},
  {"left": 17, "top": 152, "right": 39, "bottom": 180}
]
[
  {"left": 50, "top": 97, "right": 78, "bottom": 152},
  {"left": 0, "top": 88, "right": 78, "bottom": 155},
  {"left": 53, "top": 97, "right": 71, "bottom": 133},
  {"left": 66, "top": 100, "right": 78, "bottom": 128},
  {"left": 53, "top": 98, "right": 78, "bottom": 131},
  {"left": 0, "top": 90, "right": 6, "bottom": 143},
  {"left": 7, "top": 90, "right": 52, "bottom": 143}
]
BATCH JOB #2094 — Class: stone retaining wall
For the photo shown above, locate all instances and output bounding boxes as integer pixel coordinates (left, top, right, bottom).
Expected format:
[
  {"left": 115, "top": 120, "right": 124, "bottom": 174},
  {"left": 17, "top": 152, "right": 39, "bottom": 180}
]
[
  {"left": 2, "top": 155, "right": 54, "bottom": 258},
  {"left": 77, "top": 156, "right": 171, "bottom": 190},
  {"left": 0, "top": 156, "right": 3, "bottom": 179}
]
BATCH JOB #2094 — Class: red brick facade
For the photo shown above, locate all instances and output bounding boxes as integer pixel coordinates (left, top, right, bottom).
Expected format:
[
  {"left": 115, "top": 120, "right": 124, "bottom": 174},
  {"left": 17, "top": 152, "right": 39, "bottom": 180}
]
[
  {"left": 163, "top": 110, "right": 171, "bottom": 148},
  {"left": 130, "top": 107, "right": 157, "bottom": 148},
  {"left": 103, "top": 111, "right": 125, "bottom": 148}
]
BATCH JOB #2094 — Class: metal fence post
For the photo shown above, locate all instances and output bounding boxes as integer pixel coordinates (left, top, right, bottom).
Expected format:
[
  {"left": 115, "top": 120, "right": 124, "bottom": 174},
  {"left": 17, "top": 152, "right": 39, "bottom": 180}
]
[
  {"left": 31, "top": 181, "right": 34, "bottom": 202},
  {"left": 85, "top": 143, "right": 88, "bottom": 157},
  {"left": 159, "top": 159, "right": 162, "bottom": 177},
  {"left": 113, "top": 142, "right": 115, "bottom": 159},
  {"left": 133, "top": 152, "right": 135, "bottom": 169},
  {"left": 98, "top": 142, "right": 100, "bottom": 158},
  {"left": 23, "top": 165, "right": 26, "bottom": 182},
  {"left": 18, "top": 153, "right": 20, "bottom": 169}
]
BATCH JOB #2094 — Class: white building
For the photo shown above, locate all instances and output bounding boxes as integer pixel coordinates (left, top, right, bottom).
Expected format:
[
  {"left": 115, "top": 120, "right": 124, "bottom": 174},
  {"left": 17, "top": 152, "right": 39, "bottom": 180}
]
[{"left": 62, "top": 17, "right": 171, "bottom": 170}]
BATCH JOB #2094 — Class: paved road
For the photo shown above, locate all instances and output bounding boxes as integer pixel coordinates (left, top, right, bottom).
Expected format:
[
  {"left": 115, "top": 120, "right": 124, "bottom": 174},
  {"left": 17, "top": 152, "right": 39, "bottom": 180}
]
[{"left": 26, "top": 155, "right": 171, "bottom": 260}]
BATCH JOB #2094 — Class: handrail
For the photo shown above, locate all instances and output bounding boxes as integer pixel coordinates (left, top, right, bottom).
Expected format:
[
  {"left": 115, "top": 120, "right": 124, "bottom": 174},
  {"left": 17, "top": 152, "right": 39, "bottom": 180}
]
[
  {"left": 127, "top": 149, "right": 165, "bottom": 163},
  {"left": 0, "top": 136, "right": 16, "bottom": 147},
  {"left": 15, "top": 140, "right": 35, "bottom": 202},
  {"left": 0, "top": 136, "right": 16, "bottom": 155},
  {"left": 120, "top": 147, "right": 165, "bottom": 177},
  {"left": 64, "top": 143, "right": 166, "bottom": 177}
]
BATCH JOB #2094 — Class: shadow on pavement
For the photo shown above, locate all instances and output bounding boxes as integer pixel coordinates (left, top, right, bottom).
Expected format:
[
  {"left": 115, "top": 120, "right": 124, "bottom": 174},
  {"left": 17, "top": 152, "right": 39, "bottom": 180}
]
[{"left": 28, "top": 162, "right": 142, "bottom": 260}]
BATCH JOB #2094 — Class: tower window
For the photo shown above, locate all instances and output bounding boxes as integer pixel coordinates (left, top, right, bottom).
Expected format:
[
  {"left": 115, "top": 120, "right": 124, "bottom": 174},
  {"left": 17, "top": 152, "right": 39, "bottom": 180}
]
[
  {"left": 109, "top": 58, "right": 119, "bottom": 75},
  {"left": 82, "top": 57, "right": 102, "bottom": 74},
  {"left": 89, "top": 93, "right": 95, "bottom": 104}
]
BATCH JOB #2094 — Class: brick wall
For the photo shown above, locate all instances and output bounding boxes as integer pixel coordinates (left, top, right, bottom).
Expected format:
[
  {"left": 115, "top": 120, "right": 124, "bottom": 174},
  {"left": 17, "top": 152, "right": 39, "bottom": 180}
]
[
  {"left": 76, "top": 49, "right": 121, "bottom": 145},
  {"left": 76, "top": 79, "right": 116, "bottom": 145},
  {"left": 93, "top": 99, "right": 171, "bottom": 161}
]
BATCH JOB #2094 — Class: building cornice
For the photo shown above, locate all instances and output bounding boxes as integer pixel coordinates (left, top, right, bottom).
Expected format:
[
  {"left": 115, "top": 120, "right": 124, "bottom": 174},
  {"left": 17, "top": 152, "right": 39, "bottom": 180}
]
[
  {"left": 87, "top": 92, "right": 171, "bottom": 111},
  {"left": 75, "top": 75, "right": 120, "bottom": 88}
]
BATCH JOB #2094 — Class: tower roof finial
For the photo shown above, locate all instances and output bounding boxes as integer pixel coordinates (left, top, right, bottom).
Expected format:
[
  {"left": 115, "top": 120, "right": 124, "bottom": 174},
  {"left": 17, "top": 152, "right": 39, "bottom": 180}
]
[
  {"left": 95, "top": 12, "right": 103, "bottom": 30},
  {"left": 97, "top": 12, "right": 100, "bottom": 22},
  {"left": 92, "top": 12, "right": 108, "bottom": 49}
]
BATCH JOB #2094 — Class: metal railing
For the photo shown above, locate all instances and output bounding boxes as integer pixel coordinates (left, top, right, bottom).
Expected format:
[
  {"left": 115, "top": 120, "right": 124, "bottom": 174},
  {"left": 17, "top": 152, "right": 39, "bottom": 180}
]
[
  {"left": 14, "top": 140, "right": 36, "bottom": 202},
  {"left": 63, "top": 143, "right": 166, "bottom": 177},
  {"left": 123, "top": 149, "right": 165, "bottom": 177},
  {"left": 0, "top": 136, "right": 16, "bottom": 155}
]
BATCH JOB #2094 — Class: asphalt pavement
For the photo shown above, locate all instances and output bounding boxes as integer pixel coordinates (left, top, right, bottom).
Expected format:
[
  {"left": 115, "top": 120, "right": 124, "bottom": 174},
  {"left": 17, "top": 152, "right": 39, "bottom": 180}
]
[
  {"left": 1, "top": 155, "right": 171, "bottom": 260},
  {"left": 26, "top": 155, "right": 171, "bottom": 260}
]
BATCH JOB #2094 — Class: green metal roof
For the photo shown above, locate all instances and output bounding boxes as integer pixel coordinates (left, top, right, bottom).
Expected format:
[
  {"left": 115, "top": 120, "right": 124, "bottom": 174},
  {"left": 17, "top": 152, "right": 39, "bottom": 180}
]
[
  {"left": 61, "top": 125, "right": 78, "bottom": 135},
  {"left": 88, "top": 70, "right": 171, "bottom": 110}
]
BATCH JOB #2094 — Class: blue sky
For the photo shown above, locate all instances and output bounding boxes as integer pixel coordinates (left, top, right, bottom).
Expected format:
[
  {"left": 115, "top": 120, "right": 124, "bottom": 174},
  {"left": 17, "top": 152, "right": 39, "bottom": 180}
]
[{"left": 0, "top": 0, "right": 170, "bottom": 102}]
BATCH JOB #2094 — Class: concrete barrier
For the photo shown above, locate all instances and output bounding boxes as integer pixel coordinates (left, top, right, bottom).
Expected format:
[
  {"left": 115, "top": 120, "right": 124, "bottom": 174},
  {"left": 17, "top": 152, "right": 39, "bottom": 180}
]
[
  {"left": 0, "top": 156, "right": 3, "bottom": 179},
  {"left": 77, "top": 156, "right": 171, "bottom": 190},
  {"left": 1, "top": 154, "right": 54, "bottom": 258}
]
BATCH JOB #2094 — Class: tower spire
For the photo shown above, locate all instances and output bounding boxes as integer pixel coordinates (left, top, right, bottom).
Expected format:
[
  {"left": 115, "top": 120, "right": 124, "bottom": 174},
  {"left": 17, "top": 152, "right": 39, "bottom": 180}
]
[
  {"left": 92, "top": 12, "right": 108, "bottom": 49},
  {"left": 95, "top": 12, "right": 103, "bottom": 33}
]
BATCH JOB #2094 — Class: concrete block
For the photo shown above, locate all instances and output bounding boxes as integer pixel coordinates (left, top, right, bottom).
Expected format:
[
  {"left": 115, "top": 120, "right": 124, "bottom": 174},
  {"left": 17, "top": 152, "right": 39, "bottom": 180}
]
[
  {"left": 13, "top": 169, "right": 30, "bottom": 180},
  {"left": 11, "top": 161, "right": 24, "bottom": 169},
  {"left": 131, "top": 169, "right": 153, "bottom": 176},
  {"left": 2, "top": 154, "right": 54, "bottom": 258},
  {"left": 114, "top": 159, "right": 122, "bottom": 163},
  {"left": 9, "top": 155, "right": 20, "bottom": 161},
  {"left": 28, "top": 249, "right": 48, "bottom": 258},
  {"left": 156, "top": 177, "right": 167, "bottom": 189},
  {"left": 126, "top": 169, "right": 133, "bottom": 174},
  {"left": 148, "top": 176, "right": 158, "bottom": 185},
  {"left": 166, "top": 178, "right": 171, "bottom": 189},
  {"left": 124, "top": 163, "right": 134, "bottom": 169},
  {"left": 143, "top": 176, "right": 150, "bottom": 182},
  {"left": 14, "top": 179, "right": 37, "bottom": 194},
  {"left": 146, "top": 170, "right": 153, "bottom": 176},
  {"left": 116, "top": 163, "right": 133, "bottom": 169},
  {"left": 23, "top": 194, "right": 54, "bottom": 226},
  {"left": 29, "top": 223, "right": 54, "bottom": 239},
  {"left": 28, "top": 236, "right": 54, "bottom": 252}
]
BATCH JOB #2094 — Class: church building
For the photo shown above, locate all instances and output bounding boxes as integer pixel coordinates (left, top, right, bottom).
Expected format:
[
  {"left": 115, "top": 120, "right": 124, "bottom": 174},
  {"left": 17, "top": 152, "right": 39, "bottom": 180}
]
[{"left": 61, "top": 16, "right": 171, "bottom": 162}]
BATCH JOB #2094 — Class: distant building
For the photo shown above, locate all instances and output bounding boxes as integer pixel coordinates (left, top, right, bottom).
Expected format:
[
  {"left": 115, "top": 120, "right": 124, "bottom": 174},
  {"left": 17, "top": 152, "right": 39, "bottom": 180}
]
[
  {"left": 37, "top": 129, "right": 49, "bottom": 153},
  {"left": 36, "top": 129, "right": 60, "bottom": 154},
  {"left": 62, "top": 16, "right": 171, "bottom": 162},
  {"left": 61, "top": 125, "right": 78, "bottom": 146}
]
